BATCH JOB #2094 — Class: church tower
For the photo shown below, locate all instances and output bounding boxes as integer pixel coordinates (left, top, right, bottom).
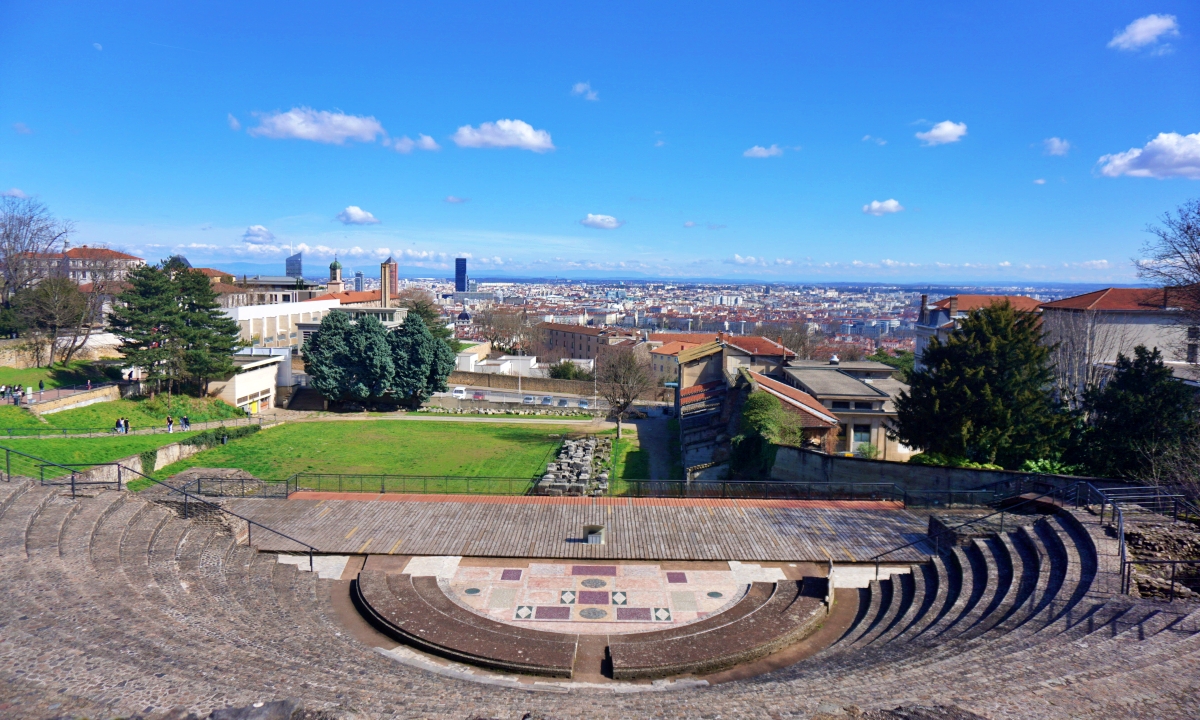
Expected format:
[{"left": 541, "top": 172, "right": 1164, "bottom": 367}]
[{"left": 327, "top": 257, "right": 345, "bottom": 293}]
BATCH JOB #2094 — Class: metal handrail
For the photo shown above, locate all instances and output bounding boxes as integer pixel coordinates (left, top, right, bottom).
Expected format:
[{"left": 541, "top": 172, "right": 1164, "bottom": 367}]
[
  {"left": 868, "top": 484, "right": 1073, "bottom": 578},
  {"left": 1, "top": 444, "right": 87, "bottom": 496},
  {"left": 0, "top": 415, "right": 264, "bottom": 438}
]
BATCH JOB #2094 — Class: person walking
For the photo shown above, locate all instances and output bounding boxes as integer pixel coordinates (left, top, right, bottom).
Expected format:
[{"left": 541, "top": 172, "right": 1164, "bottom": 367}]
[
  {"left": 123, "top": 418, "right": 130, "bottom": 434},
  {"left": 114, "top": 418, "right": 123, "bottom": 434},
  {"left": 181, "top": 415, "right": 190, "bottom": 431},
  {"left": 166, "top": 416, "right": 173, "bottom": 434},
  {"left": 38, "top": 380, "right": 44, "bottom": 400}
]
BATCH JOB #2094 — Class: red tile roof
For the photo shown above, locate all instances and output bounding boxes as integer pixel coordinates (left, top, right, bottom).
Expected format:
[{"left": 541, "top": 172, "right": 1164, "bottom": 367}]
[
  {"left": 78, "top": 280, "right": 132, "bottom": 294},
  {"left": 211, "top": 282, "right": 247, "bottom": 294},
  {"left": 748, "top": 371, "right": 838, "bottom": 427},
  {"left": 649, "top": 333, "right": 720, "bottom": 344},
  {"left": 721, "top": 334, "right": 795, "bottom": 357},
  {"left": 196, "top": 267, "right": 235, "bottom": 280},
  {"left": 304, "top": 289, "right": 382, "bottom": 304},
  {"left": 680, "top": 381, "right": 725, "bottom": 401},
  {"left": 650, "top": 341, "right": 699, "bottom": 356},
  {"left": 542, "top": 322, "right": 606, "bottom": 336},
  {"left": 1040, "top": 287, "right": 1183, "bottom": 312},
  {"left": 932, "top": 294, "right": 1042, "bottom": 313},
  {"left": 65, "top": 246, "right": 143, "bottom": 261}
]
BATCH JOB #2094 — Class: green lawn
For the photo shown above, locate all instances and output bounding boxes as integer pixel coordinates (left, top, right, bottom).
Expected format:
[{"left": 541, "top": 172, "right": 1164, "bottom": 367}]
[
  {"left": 0, "top": 433, "right": 196, "bottom": 479},
  {"left": 142, "top": 420, "right": 574, "bottom": 490},
  {"left": 0, "top": 361, "right": 117, "bottom": 390},
  {"left": 0, "top": 405, "right": 47, "bottom": 430},
  {"left": 43, "top": 396, "right": 244, "bottom": 430}
]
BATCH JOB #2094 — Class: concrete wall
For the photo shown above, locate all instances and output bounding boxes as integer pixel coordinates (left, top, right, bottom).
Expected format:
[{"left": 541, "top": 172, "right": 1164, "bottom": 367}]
[
  {"left": 72, "top": 440, "right": 205, "bottom": 487},
  {"left": 770, "top": 445, "right": 1114, "bottom": 496},
  {"left": 33, "top": 385, "right": 120, "bottom": 415}
]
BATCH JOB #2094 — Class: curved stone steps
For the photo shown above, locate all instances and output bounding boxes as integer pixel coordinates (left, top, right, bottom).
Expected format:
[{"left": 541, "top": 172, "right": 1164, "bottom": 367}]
[
  {"left": 856, "top": 573, "right": 909, "bottom": 647},
  {"left": 0, "top": 483, "right": 54, "bottom": 561},
  {"left": 877, "top": 560, "right": 934, "bottom": 644}
]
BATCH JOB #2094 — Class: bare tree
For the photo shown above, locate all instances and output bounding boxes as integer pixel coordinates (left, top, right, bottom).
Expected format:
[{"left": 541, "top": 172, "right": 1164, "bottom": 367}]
[
  {"left": 1041, "top": 308, "right": 1130, "bottom": 413},
  {"left": 0, "top": 197, "right": 73, "bottom": 304},
  {"left": 13, "top": 277, "right": 87, "bottom": 366},
  {"left": 596, "top": 344, "right": 654, "bottom": 439},
  {"left": 1138, "top": 198, "right": 1200, "bottom": 324},
  {"left": 760, "top": 321, "right": 824, "bottom": 360}
]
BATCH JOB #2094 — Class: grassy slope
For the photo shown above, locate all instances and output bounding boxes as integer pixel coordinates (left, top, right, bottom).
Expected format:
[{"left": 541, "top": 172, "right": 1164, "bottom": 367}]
[
  {"left": 146, "top": 420, "right": 573, "bottom": 485},
  {"left": 0, "top": 405, "right": 47, "bottom": 429},
  {"left": 44, "top": 397, "right": 244, "bottom": 430},
  {"left": 0, "top": 433, "right": 195, "bottom": 478},
  {"left": 0, "top": 361, "right": 115, "bottom": 389}
]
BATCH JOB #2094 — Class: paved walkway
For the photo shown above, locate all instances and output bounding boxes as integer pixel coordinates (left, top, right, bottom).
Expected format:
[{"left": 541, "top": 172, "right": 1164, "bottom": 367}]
[
  {"left": 631, "top": 417, "right": 673, "bottom": 480},
  {"left": 230, "top": 495, "right": 928, "bottom": 562}
]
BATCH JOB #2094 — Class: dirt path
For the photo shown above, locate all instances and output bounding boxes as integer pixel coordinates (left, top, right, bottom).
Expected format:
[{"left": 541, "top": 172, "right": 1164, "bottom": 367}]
[{"left": 631, "top": 416, "right": 672, "bottom": 480}]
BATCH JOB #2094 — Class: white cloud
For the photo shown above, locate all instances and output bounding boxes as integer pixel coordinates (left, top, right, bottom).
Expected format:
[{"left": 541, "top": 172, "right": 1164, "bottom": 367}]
[
  {"left": 227, "top": 114, "right": 241, "bottom": 131},
  {"left": 915, "top": 120, "right": 967, "bottom": 146},
  {"left": 248, "top": 107, "right": 385, "bottom": 144},
  {"left": 1043, "top": 137, "right": 1070, "bottom": 156},
  {"left": 654, "top": 139, "right": 666, "bottom": 147},
  {"left": 743, "top": 144, "right": 784, "bottom": 158},
  {"left": 580, "top": 214, "right": 623, "bottom": 230},
  {"left": 444, "top": 196, "right": 469, "bottom": 204},
  {"left": 1077, "top": 259, "right": 1111, "bottom": 270},
  {"left": 241, "top": 225, "right": 276, "bottom": 244},
  {"left": 1108, "top": 14, "right": 1179, "bottom": 51},
  {"left": 336, "top": 206, "right": 380, "bottom": 225},
  {"left": 452, "top": 119, "right": 554, "bottom": 152},
  {"left": 93, "top": 43, "right": 102, "bottom": 51},
  {"left": 12, "top": 122, "right": 31, "bottom": 135},
  {"left": 862, "top": 199, "right": 904, "bottom": 216},
  {"left": 880, "top": 259, "right": 919, "bottom": 268},
  {"left": 571, "top": 82, "right": 599, "bottom": 101},
  {"left": 683, "top": 221, "right": 697, "bottom": 228},
  {"left": 1098, "top": 132, "right": 1200, "bottom": 179},
  {"left": 862, "top": 135, "right": 887, "bottom": 146},
  {"left": 999, "top": 261, "right": 1012, "bottom": 267},
  {"left": 1, "top": 188, "right": 28, "bottom": 199},
  {"left": 773, "top": 258, "right": 794, "bottom": 266},
  {"left": 390, "top": 133, "right": 440, "bottom": 153},
  {"left": 1033, "top": 178, "right": 1046, "bottom": 185},
  {"left": 725, "top": 254, "right": 764, "bottom": 265}
]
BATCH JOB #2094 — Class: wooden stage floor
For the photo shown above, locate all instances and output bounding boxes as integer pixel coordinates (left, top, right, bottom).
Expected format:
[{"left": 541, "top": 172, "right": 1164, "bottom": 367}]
[{"left": 230, "top": 493, "right": 933, "bottom": 562}]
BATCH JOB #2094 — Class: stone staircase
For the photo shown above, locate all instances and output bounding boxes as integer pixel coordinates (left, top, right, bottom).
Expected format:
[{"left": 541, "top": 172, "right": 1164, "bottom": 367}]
[{"left": 0, "top": 479, "right": 1197, "bottom": 719}]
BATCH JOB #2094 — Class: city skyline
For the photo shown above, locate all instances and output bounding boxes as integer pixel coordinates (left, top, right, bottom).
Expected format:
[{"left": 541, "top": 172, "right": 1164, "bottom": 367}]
[{"left": 2, "top": 2, "right": 1198, "bottom": 283}]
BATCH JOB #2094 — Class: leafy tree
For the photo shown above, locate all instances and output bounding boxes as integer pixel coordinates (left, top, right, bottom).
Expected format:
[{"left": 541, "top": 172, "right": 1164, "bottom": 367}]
[
  {"left": 109, "top": 264, "right": 180, "bottom": 394},
  {"left": 175, "top": 268, "right": 241, "bottom": 394},
  {"left": 867, "top": 348, "right": 915, "bottom": 381},
  {"left": 390, "top": 313, "right": 438, "bottom": 407},
  {"left": 547, "top": 358, "right": 594, "bottom": 381},
  {"left": 893, "top": 301, "right": 1066, "bottom": 469},
  {"left": 731, "top": 391, "right": 783, "bottom": 478},
  {"left": 1078, "top": 345, "right": 1198, "bottom": 479}
]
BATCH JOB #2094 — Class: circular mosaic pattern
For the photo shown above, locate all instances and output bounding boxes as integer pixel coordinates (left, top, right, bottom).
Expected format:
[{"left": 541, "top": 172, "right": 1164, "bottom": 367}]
[
  {"left": 581, "top": 578, "right": 607, "bottom": 588},
  {"left": 579, "top": 607, "right": 608, "bottom": 619},
  {"left": 707, "top": 591, "right": 724, "bottom": 598},
  {"left": 464, "top": 588, "right": 481, "bottom": 596}
]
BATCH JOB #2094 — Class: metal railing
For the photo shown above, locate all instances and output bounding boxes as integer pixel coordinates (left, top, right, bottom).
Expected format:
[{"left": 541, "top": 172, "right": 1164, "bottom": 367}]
[
  {"left": 0, "top": 415, "right": 265, "bottom": 438},
  {"left": 0, "top": 442, "right": 321, "bottom": 571},
  {"left": 0, "top": 380, "right": 117, "bottom": 406}
]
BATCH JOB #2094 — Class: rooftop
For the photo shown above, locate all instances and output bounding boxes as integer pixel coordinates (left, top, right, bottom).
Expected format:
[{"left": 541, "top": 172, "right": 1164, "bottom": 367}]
[
  {"left": 1040, "top": 287, "right": 1187, "bottom": 312},
  {"left": 304, "top": 289, "right": 382, "bottom": 304},
  {"left": 747, "top": 371, "right": 838, "bottom": 427},
  {"left": 931, "top": 294, "right": 1043, "bottom": 313},
  {"left": 783, "top": 367, "right": 890, "bottom": 399}
]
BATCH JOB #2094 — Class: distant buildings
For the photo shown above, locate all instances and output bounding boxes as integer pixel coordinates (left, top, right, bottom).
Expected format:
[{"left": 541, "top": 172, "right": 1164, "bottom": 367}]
[
  {"left": 285, "top": 252, "right": 303, "bottom": 278},
  {"left": 914, "top": 294, "right": 1042, "bottom": 371}
]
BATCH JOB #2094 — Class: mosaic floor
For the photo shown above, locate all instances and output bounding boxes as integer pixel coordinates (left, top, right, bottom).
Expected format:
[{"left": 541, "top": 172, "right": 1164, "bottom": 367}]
[{"left": 443, "top": 560, "right": 789, "bottom": 634}]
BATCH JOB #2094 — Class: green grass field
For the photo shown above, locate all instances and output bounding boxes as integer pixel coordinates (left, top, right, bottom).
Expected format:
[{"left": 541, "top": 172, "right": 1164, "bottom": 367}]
[
  {"left": 0, "top": 361, "right": 117, "bottom": 390},
  {"left": 140, "top": 420, "right": 576, "bottom": 491},
  {"left": 0, "top": 433, "right": 196, "bottom": 479},
  {"left": 0, "top": 405, "right": 47, "bottom": 429},
  {"left": 42, "top": 396, "right": 244, "bottom": 431}
]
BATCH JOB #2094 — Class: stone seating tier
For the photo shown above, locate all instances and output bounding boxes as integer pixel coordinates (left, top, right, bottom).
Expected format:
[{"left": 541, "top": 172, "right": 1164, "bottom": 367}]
[{"left": 1, "top": 479, "right": 1198, "bottom": 719}]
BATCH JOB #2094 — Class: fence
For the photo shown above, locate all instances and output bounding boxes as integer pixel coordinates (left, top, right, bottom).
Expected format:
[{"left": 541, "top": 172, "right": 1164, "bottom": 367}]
[{"left": 2, "top": 381, "right": 117, "bottom": 405}]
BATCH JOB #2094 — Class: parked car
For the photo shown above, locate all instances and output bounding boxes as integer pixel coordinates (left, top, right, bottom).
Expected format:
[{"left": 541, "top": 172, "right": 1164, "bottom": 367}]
[
  {"left": 578, "top": 399, "right": 590, "bottom": 409},
  {"left": 557, "top": 398, "right": 569, "bottom": 407},
  {"left": 540, "top": 396, "right": 553, "bottom": 405},
  {"left": 522, "top": 395, "right": 535, "bottom": 404},
  {"left": 451, "top": 387, "right": 467, "bottom": 399},
  {"left": 472, "top": 391, "right": 486, "bottom": 400}
]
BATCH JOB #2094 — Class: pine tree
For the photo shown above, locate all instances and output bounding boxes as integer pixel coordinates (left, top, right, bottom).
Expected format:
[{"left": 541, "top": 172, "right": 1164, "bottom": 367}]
[
  {"left": 894, "top": 301, "right": 1067, "bottom": 468},
  {"left": 1080, "top": 345, "right": 1198, "bottom": 478},
  {"left": 390, "top": 313, "right": 436, "bottom": 407},
  {"left": 303, "top": 312, "right": 395, "bottom": 403},
  {"left": 176, "top": 268, "right": 241, "bottom": 394},
  {"left": 109, "top": 264, "right": 179, "bottom": 394}
]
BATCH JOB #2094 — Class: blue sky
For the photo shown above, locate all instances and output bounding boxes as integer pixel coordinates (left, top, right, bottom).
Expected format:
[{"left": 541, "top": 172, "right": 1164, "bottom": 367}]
[{"left": 2, "top": 2, "right": 1197, "bottom": 282}]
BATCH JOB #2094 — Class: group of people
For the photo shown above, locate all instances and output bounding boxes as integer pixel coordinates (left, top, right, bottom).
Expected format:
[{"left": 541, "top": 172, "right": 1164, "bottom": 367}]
[
  {"left": 165, "top": 415, "right": 191, "bottom": 433},
  {"left": 113, "top": 417, "right": 132, "bottom": 434}
]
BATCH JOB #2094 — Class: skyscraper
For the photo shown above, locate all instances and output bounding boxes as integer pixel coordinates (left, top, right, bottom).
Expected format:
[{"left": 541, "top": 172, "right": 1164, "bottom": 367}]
[
  {"left": 285, "top": 252, "right": 303, "bottom": 278},
  {"left": 455, "top": 257, "right": 468, "bottom": 292},
  {"left": 354, "top": 271, "right": 364, "bottom": 292},
  {"left": 381, "top": 256, "right": 398, "bottom": 307}
]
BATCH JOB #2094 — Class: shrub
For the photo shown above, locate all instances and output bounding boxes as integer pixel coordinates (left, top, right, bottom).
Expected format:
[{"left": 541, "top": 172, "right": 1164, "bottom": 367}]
[
  {"left": 180, "top": 424, "right": 260, "bottom": 449},
  {"left": 854, "top": 443, "right": 880, "bottom": 460},
  {"left": 139, "top": 448, "right": 158, "bottom": 473},
  {"left": 908, "top": 452, "right": 1002, "bottom": 471}
]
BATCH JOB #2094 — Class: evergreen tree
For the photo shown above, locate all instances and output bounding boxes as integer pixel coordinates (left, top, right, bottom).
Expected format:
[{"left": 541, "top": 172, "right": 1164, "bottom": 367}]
[
  {"left": 175, "top": 268, "right": 241, "bottom": 394},
  {"left": 109, "top": 264, "right": 179, "bottom": 393},
  {"left": 1079, "top": 345, "right": 1198, "bottom": 478},
  {"left": 894, "top": 301, "right": 1066, "bottom": 468},
  {"left": 389, "top": 313, "right": 437, "bottom": 407},
  {"left": 731, "top": 391, "right": 783, "bottom": 478},
  {"left": 303, "top": 312, "right": 395, "bottom": 403}
]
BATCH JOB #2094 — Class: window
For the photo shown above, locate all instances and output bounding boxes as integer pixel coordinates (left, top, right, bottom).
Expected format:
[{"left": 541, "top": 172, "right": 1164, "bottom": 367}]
[
  {"left": 853, "top": 424, "right": 871, "bottom": 444},
  {"left": 831, "top": 401, "right": 851, "bottom": 410},
  {"left": 854, "top": 402, "right": 874, "bottom": 410}
]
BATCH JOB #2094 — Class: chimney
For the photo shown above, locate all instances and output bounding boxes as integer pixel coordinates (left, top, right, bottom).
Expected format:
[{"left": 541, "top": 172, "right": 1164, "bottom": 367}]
[
  {"left": 948, "top": 296, "right": 958, "bottom": 317},
  {"left": 919, "top": 294, "right": 928, "bottom": 324}
]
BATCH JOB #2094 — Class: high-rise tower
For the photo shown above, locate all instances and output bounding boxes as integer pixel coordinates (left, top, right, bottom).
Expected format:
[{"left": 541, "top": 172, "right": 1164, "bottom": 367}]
[{"left": 455, "top": 257, "right": 468, "bottom": 292}]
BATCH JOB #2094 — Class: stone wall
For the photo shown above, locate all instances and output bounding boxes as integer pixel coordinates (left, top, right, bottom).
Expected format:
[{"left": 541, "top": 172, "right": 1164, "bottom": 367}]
[
  {"left": 71, "top": 440, "right": 205, "bottom": 487},
  {"left": 770, "top": 445, "right": 1119, "bottom": 496},
  {"left": 447, "top": 370, "right": 669, "bottom": 402},
  {"left": 33, "top": 385, "right": 121, "bottom": 415}
]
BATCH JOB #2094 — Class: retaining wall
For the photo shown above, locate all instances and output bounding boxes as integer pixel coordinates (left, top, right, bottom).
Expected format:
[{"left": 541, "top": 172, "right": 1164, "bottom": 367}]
[
  {"left": 70, "top": 440, "right": 205, "bottom": 487},
  {"left": 33, "top": 385, "right": 121, "bottom": 415},
  {"left": 770, "top": 445, "right": 1118, "bottom": 495},
  {"left": 447, "top": 370, "right": 669, "bottom": 402}
]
